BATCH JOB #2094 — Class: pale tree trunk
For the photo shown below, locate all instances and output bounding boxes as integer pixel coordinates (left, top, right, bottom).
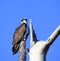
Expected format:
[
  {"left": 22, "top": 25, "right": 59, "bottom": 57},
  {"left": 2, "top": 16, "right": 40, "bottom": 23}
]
[
  {"left": 29, "top": 20, "right": 60, "bottom": 61},
  {"left": 18, "top": 41, "right": 26, "bottom": 61}
]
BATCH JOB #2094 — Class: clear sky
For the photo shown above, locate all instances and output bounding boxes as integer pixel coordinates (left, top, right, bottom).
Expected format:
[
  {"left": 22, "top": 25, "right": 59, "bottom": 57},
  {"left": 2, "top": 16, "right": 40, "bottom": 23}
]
[{"left": 0, "top": 0, "right": 60, "bottom": 61}]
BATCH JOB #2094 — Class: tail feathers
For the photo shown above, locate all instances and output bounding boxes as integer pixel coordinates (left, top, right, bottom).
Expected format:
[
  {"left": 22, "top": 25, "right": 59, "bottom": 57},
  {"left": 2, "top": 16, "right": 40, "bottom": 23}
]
[{"left": 12, "top": 43, "right": 20, "bottom": 55}]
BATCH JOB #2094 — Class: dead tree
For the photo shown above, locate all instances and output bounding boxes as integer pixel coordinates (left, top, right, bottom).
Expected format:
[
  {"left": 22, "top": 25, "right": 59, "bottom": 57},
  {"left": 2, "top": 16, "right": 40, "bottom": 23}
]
[
  {"left": 29, "top": 20, "right": 60, "bottom": 61},
  {"left": 18, "top": 19, "right": 60, "bottom": 61}
]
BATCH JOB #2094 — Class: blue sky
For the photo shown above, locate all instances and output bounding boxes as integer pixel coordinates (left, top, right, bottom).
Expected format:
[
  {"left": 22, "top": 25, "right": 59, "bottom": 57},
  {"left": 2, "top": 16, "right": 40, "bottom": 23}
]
[{"left": 0, "top": 0, "right": 60, "bottom": 61}]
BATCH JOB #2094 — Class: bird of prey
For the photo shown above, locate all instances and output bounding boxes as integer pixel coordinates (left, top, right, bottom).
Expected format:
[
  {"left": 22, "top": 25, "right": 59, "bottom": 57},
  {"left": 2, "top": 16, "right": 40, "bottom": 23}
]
[{"left": 12, "top": 19, "right": 29, "bottom": 54}]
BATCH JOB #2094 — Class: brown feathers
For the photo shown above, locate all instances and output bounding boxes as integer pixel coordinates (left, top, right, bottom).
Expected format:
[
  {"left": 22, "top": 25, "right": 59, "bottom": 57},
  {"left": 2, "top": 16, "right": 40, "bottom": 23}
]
[{"left": 12, "top": 23, "right": 27, "bottom": 54}]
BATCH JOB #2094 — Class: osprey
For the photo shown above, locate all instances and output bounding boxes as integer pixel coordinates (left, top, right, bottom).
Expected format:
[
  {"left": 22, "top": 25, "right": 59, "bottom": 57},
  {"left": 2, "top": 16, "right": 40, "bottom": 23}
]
[{"left": 12, "top": 19, "right": 28, "bottom": 54}]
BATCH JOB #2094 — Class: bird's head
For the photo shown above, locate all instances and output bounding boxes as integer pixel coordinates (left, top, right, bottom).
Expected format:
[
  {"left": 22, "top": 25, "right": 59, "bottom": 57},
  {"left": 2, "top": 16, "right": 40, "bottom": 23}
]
[{"left": 21, "top": 18, "right": 27, "bottom": 24}]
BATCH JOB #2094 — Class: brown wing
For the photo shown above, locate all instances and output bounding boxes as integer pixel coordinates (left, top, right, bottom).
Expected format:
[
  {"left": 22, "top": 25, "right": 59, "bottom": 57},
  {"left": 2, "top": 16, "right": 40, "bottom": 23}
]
[{"left": 13, "top": 23, "right": 26, "bottom": 45}]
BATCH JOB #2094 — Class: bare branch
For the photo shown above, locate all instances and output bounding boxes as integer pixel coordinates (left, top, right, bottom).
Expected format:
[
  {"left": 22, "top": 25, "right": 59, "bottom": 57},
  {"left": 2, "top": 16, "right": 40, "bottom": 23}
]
[
  {"left": 30, "top": 19, "right": 33, "bottom": 42},
  {"left": 30, "top": 19, "right": 37, "bottom": 47},
  {"left": 46, "top": 25, "right": 60, "bottom": 46}
]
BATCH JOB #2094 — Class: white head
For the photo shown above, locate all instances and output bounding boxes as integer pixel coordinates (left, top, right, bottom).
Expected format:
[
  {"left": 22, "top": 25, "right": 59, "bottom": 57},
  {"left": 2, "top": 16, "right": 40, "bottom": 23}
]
[{"left": 21, "top": 18, "right": 27, "bottom": 24}]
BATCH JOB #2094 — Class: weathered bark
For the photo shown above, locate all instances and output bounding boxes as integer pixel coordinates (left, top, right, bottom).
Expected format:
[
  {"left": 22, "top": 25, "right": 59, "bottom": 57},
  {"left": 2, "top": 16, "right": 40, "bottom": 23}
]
[
  {"left": 29, "top": 20, "right": 60, "bottom": 61},
  {"left": 18, "top": 41, "right": 26, "bottom": 61}
]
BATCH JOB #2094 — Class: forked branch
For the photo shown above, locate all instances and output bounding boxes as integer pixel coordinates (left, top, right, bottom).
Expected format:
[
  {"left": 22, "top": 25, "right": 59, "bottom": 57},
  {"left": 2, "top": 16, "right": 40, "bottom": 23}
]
[{"left": 29, "top": 19, "right": 60, "bottom": 61}]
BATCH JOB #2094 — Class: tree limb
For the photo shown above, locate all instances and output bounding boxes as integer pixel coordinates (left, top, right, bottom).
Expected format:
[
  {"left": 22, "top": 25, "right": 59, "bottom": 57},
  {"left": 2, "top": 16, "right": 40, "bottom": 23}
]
[
  {"left": 30, "top": 19, "right": 37, "bottom": 48},
  {"left": 46, "top": 25, "right": 60, "bottom": 46}
]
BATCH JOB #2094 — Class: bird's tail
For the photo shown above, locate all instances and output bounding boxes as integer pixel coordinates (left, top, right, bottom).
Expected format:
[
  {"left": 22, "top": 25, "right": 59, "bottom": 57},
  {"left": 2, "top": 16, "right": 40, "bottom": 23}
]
[{"left": 12, "top": 43, "right": 20, "bottom": 55}]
